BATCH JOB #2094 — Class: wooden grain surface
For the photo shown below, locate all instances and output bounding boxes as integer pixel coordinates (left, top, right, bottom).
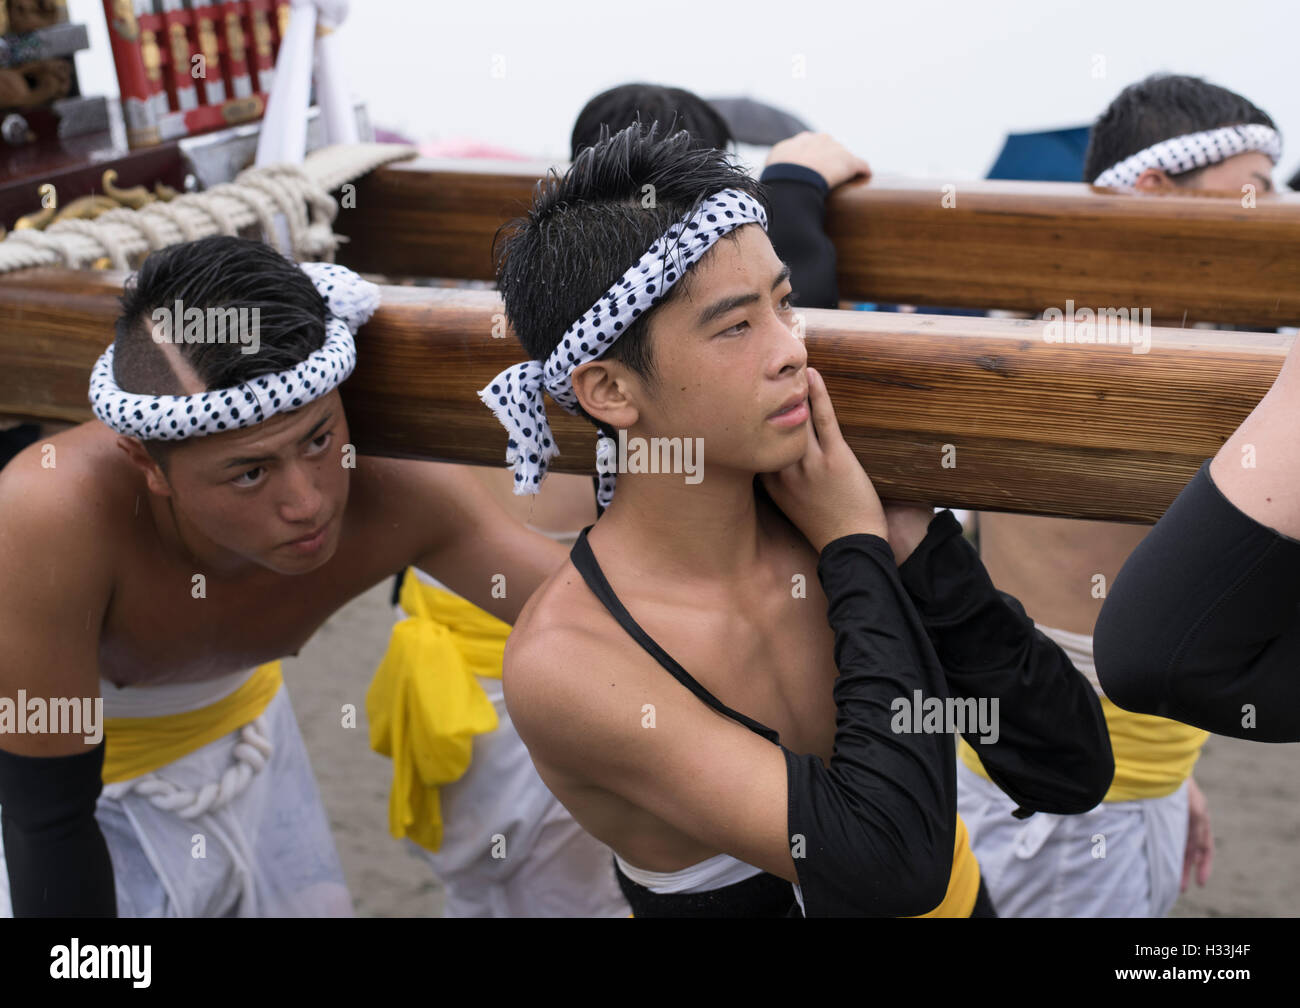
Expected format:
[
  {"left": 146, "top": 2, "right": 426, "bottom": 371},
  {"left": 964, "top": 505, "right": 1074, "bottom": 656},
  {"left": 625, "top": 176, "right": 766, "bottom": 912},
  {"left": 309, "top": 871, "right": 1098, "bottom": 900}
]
[
  {"left": 1, "top": 268, "right": 1287, "bottom": 522},
  {"left": 332, "top": 159, "right": 1300, "bottom": 327}
]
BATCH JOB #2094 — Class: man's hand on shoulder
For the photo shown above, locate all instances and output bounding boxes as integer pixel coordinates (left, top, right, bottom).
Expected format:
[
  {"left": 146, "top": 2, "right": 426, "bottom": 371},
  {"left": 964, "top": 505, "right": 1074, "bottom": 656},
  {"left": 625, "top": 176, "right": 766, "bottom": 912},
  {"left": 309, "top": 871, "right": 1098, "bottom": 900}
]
[{"left": 882, "top": 504, "right": 936, "bottom": 566}]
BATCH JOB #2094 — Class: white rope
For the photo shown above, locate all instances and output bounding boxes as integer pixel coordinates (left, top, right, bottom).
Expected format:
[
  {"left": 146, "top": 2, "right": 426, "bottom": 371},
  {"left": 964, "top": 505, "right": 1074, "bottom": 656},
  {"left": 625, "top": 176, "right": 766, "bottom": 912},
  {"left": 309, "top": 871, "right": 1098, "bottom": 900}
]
[
  {"left": 0, "top": 141, "right": 415, "bottom": 275},
  {"left": 101, "top": 716, "right": 274, "bottom": 820}
]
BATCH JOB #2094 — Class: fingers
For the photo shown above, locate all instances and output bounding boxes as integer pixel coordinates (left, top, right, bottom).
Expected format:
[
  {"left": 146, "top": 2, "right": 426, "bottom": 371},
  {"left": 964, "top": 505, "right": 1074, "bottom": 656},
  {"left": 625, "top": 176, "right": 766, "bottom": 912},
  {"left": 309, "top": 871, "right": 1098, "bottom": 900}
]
[
  {"left": 1181, "top": 806, "right": 1215, "bottom": 891},
  {"left": 806, "top": 366, "right": 843, "bottom": 448},
  {"left": 1197, "top": 812, "right": 1215, "bottom": 887}
]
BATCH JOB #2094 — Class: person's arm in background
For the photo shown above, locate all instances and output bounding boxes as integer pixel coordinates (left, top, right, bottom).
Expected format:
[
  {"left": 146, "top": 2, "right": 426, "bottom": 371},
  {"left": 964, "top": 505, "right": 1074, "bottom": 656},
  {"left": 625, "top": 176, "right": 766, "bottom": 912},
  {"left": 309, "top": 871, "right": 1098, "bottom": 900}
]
[
  {"left": 885, "top": 505, "right": 1114, "bottom": 815},
  {"left": 767, "top": 139, "right": 1113, "bottom": 807},
  {"left": 1095, "top": 336, "right": 1300, "bottom": 742},
  {"left": 1209, "top": 334, "right": 1300, "bottom": 538},
  {"left": 761, "top": 132, "right": 870, "bottom": 310}
]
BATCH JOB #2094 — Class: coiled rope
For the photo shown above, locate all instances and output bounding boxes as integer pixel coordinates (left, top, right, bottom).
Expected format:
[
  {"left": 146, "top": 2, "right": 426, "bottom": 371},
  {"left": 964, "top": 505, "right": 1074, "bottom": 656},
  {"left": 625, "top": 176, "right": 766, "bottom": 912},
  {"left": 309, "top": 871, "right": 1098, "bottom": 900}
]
[{"left": 0, "top": 141, "right": 415, "bottom": 273}]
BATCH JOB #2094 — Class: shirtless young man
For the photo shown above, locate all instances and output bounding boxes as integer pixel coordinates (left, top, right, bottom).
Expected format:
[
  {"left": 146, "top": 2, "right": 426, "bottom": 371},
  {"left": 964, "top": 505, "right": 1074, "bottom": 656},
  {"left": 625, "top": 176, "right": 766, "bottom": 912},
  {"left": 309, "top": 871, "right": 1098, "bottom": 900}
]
[
  {"left": 378, "top": 90, "right": 875, "bottom": 917},
  {"left": 971, "top": 75, "right": 1282, "bottom": 917},
  {"left": 483, "top": 126, "right": 1111, "bottom": 916},
  {"left": 0, "top": 236, "right": 568, "bottom": 917}
]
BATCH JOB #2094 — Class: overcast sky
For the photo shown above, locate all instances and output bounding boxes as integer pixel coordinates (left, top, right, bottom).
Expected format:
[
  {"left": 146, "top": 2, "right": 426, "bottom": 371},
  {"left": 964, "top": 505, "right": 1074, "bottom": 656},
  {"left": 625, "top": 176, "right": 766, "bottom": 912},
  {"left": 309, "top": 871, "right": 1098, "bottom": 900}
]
[{"left": 68, "top": 0, "right": 1299, "bottom": 183}]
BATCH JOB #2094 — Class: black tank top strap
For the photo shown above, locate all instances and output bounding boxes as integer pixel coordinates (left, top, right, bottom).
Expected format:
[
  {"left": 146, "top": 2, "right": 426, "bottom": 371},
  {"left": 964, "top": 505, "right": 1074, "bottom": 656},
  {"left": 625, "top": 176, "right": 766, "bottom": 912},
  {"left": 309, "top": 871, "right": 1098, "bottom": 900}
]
[{"left": 569, "top": 526, "right": 781, "bottom": 746}]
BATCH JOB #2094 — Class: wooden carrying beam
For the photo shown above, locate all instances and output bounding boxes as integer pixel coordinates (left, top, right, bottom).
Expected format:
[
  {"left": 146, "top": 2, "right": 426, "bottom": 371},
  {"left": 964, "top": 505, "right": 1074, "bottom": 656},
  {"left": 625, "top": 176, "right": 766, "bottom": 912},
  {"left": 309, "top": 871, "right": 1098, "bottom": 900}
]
[
  {"left": 333, "top": 159, "right": 1300, "bottom": 328},
  {"left": 0, "top": 269, "right": 1288, "bottom": 522}
]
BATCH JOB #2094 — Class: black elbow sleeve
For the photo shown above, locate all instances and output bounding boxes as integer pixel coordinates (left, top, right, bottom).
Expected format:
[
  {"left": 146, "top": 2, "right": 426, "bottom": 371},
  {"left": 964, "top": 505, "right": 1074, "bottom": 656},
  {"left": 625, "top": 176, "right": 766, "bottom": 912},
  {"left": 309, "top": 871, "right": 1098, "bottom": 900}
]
[
  {"left": 786, "top": 750, "right": 953, "bottom": 917},
  {"left": 898, "top": 512, "right": 1113, "bottom": 814},
  {"left": 785, "top": 534, "right": 957, "bottom": 917},
  {"left": 0, "top": 742, "right": 117, "bottom": 917},
  {"left": 760, "top": 164, "right": 839, "bottom": 309},
  {"left": 1096, "top": 462, "right": 1300, "bottom": 742}
]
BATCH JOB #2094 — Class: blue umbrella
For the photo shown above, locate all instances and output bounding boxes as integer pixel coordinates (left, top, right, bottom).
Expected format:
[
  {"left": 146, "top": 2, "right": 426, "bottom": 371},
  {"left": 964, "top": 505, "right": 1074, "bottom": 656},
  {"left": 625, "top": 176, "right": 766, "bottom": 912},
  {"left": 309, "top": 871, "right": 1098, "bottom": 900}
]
[{"left": 987, "top": 126, "right": 1092, "bottom": 183}]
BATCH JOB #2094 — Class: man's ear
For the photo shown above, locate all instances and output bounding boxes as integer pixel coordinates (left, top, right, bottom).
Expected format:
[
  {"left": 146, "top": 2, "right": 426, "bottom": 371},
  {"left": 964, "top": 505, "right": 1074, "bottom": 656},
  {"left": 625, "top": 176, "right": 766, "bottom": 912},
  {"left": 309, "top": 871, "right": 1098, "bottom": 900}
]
[
  {"left": 1133, "top": 167, "right": 1178, "bottom": 193},
  {"left": 571, "top": 359, "right": 641, "bottom": 432},
  {"left": 116, "top": 436, "right": 174, "bottom": 497}
]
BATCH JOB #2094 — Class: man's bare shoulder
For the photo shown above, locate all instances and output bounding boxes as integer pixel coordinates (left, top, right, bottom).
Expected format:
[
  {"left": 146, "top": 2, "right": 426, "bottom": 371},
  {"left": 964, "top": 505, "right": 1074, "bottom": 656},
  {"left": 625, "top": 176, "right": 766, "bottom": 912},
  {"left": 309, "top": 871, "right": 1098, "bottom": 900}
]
[
  {"left": 0, "top": 423, "right": 140, "bottom": 539},
  {"left": 507, "top": 557, "right": 609, "bottom": 680},
  {"left": 503, "top": 557, "right": 633, "bottom": 745},
  {"left": 0, "top": 425, "right": 126, "bottom": 704}
]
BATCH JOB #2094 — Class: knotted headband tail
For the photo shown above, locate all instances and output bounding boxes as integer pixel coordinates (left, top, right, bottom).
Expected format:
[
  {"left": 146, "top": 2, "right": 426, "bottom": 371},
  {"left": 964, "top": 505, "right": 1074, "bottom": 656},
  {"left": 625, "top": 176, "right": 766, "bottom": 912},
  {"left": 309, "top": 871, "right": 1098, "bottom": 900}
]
[
  {"left": 476, "top": 360, "right": 560, "bottom": 494},
  {"left": 300, "top": 261, "right": 381, "bottom": 332},
  {"left": 1093, "top": 123, "right": 1282, "bottom": 188},
  {"left": 89, "top": 261, "right": 379, "bottom": 441},
  {"left": 480, "top": 187, "right": 768, "bottom": 507}
]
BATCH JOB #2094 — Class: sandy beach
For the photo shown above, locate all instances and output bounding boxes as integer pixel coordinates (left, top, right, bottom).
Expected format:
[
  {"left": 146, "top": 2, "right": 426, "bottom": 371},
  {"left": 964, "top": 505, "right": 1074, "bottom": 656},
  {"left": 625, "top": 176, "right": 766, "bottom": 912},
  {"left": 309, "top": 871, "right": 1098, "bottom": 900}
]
[{"left": 282, "top": 579, "right": 1300, "bottom": 918}]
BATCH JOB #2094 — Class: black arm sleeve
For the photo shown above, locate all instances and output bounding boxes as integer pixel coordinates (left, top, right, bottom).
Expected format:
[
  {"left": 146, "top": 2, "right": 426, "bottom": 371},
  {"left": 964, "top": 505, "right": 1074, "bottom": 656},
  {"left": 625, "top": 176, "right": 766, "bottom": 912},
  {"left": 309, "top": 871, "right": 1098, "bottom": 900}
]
[
  {"left": 898, "top": 511, "right": 1114, "bottom": 815},
  {"left": 785, "top": 533, "right": 957, "bottom": 917},
  {"left": 0, "top": 742, "right": 117, "bottom": 917},
  {"left": 760, "top": 163, "right": 839, "bottom": 309},
  {"left": 1095, "top": 461, "right": 1300, "bottom": 743}
]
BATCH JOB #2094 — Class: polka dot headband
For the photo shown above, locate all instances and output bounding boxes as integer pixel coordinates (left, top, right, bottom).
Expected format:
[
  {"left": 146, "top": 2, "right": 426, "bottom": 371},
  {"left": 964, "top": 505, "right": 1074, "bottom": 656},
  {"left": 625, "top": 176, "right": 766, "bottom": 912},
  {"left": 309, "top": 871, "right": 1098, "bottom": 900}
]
[
  {"left": 89, "top": 262, "right": 380, "bottom": 441},
  {"left": 478, "top": 188, "right": 768, "bottom": 508},
  {"left": 1092, "top": 123, "right": 1281, "bottom": 188}
]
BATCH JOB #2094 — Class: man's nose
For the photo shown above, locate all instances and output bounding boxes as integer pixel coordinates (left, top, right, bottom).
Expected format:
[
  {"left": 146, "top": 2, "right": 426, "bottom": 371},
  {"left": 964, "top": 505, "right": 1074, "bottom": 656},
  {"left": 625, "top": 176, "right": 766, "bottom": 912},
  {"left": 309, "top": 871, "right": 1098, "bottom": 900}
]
[{"left": 279, "top": 461, "right": 324, "bottom": 523}]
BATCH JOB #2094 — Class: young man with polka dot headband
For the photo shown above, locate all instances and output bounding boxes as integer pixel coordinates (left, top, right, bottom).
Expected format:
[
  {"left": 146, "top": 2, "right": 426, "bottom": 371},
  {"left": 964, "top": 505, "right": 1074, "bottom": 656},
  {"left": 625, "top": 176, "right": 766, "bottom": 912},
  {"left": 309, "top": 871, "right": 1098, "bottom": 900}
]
[
  {"left": 486, "top": 124, "right": 1113, "bottom": 916},
  {"left": 0, "top": 235, "right": 572, "bottom": 917}
]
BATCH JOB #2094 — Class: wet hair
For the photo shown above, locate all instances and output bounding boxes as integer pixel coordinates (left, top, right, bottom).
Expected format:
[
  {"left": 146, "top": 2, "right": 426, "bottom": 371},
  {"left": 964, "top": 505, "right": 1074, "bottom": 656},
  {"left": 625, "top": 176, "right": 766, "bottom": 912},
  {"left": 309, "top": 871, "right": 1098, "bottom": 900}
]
[
  {"left": 494, "top": 123, "right": 766, "bottom": 432},
  {"left": 1084, "top": 73, "right": 1277, "bottom": 185},
  {"left": 570, "top": 83, "right": 731, "bottom": 161},
  {"left": 111, "top": 235, "right": 327, "bottom": 469}
]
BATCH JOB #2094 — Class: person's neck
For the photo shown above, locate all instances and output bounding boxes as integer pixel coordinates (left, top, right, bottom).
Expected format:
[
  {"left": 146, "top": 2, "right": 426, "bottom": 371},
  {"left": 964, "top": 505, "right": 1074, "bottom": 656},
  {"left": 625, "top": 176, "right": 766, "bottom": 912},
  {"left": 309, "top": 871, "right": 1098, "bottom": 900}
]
[{"left": 591, "top": 468, "right": 770, "bottom": 583}]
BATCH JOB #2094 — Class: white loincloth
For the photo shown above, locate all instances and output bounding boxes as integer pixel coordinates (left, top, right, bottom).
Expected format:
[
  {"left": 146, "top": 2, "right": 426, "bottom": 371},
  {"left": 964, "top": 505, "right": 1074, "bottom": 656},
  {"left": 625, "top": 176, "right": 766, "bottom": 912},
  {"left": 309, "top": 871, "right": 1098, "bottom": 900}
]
[
  {"left": 406, "top": 556, "right": 630, "bottom": 917},
  {"left": 956, "top": 623, "right": 1188, "bottom": 917},
  {"left": 0, "top": 671, "right": 351, "bottom": 918},
  {"left": 614, "top": 851, "right": 762, "bottom": 893},
  {"left": 957, "top": 760, "right": 1187, "bottom": 917}
]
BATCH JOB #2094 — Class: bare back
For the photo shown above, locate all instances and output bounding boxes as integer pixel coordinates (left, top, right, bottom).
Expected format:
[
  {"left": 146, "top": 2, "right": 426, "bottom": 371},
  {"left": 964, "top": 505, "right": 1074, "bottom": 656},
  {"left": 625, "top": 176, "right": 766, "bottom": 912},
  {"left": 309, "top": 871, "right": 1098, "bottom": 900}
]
[{"left": 977, "top": 513, "right": 1150, "bottom": 635}]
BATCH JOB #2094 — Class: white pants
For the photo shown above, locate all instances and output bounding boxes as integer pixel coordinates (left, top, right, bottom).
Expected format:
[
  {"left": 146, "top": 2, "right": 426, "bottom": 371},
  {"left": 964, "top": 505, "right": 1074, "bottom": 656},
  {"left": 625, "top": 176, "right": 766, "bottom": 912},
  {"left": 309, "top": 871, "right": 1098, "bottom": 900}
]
[
  {"left": 405, "top": 671, "right": 629, "bottom": 917},
  {"left": 0, "top": 678, "right": 351, "bottom": 918},
  {"left": 957, "top": 759, "right": 1188, "bottom": 917},
  {"left": 403, "top": 567, "right": 630, "bottom": 917}
]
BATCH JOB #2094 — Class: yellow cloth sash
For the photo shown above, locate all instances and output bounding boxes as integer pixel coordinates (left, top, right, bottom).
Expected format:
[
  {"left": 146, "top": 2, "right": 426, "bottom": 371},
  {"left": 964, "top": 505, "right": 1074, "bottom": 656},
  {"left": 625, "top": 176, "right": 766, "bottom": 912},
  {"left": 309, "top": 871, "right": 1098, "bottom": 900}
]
[
  {"left": 102, "top": 662, "right": 283, "bottom": 785},
  {"left": 913, "top": 813, "right": 981, "bottom": 917},
  {"left": 367, "top": 570, "right": 510, "bottom": 853},
  {"left": 959, "top": 696, "right": 1208, "bottom": 802}
]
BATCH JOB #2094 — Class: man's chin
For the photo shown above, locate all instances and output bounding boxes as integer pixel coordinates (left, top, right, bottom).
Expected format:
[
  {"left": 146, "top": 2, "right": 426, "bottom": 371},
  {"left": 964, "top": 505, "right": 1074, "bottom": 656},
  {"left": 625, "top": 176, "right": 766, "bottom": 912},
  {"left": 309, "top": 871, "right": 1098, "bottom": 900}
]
[{"left": 761, "top": 432, "right": 812, "bottom": 472}]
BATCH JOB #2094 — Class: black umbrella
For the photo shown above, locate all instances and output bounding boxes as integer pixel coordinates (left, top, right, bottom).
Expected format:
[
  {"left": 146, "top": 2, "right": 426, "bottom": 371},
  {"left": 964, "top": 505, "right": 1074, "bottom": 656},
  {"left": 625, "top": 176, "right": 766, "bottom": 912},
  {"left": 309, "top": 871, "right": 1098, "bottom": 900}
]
[{"left": 706, "top": 97, "right": 810, "bottom": 147}]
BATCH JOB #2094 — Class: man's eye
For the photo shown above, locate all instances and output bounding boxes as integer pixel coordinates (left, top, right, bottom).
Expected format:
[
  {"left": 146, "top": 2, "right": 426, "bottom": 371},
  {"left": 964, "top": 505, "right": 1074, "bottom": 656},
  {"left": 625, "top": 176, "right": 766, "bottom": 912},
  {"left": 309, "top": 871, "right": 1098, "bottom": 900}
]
[
  {"left": 232, "top": 467, "right": 264, "bottom": 488},
  {"left": 719, "top": 320, "right": 749, "bottom": 337},
  {"left": 779, "top": 293, "right": 796, "bottom": 311},
  {"left": 308, "top": 431, "right": 333, "bottom": 454}
]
